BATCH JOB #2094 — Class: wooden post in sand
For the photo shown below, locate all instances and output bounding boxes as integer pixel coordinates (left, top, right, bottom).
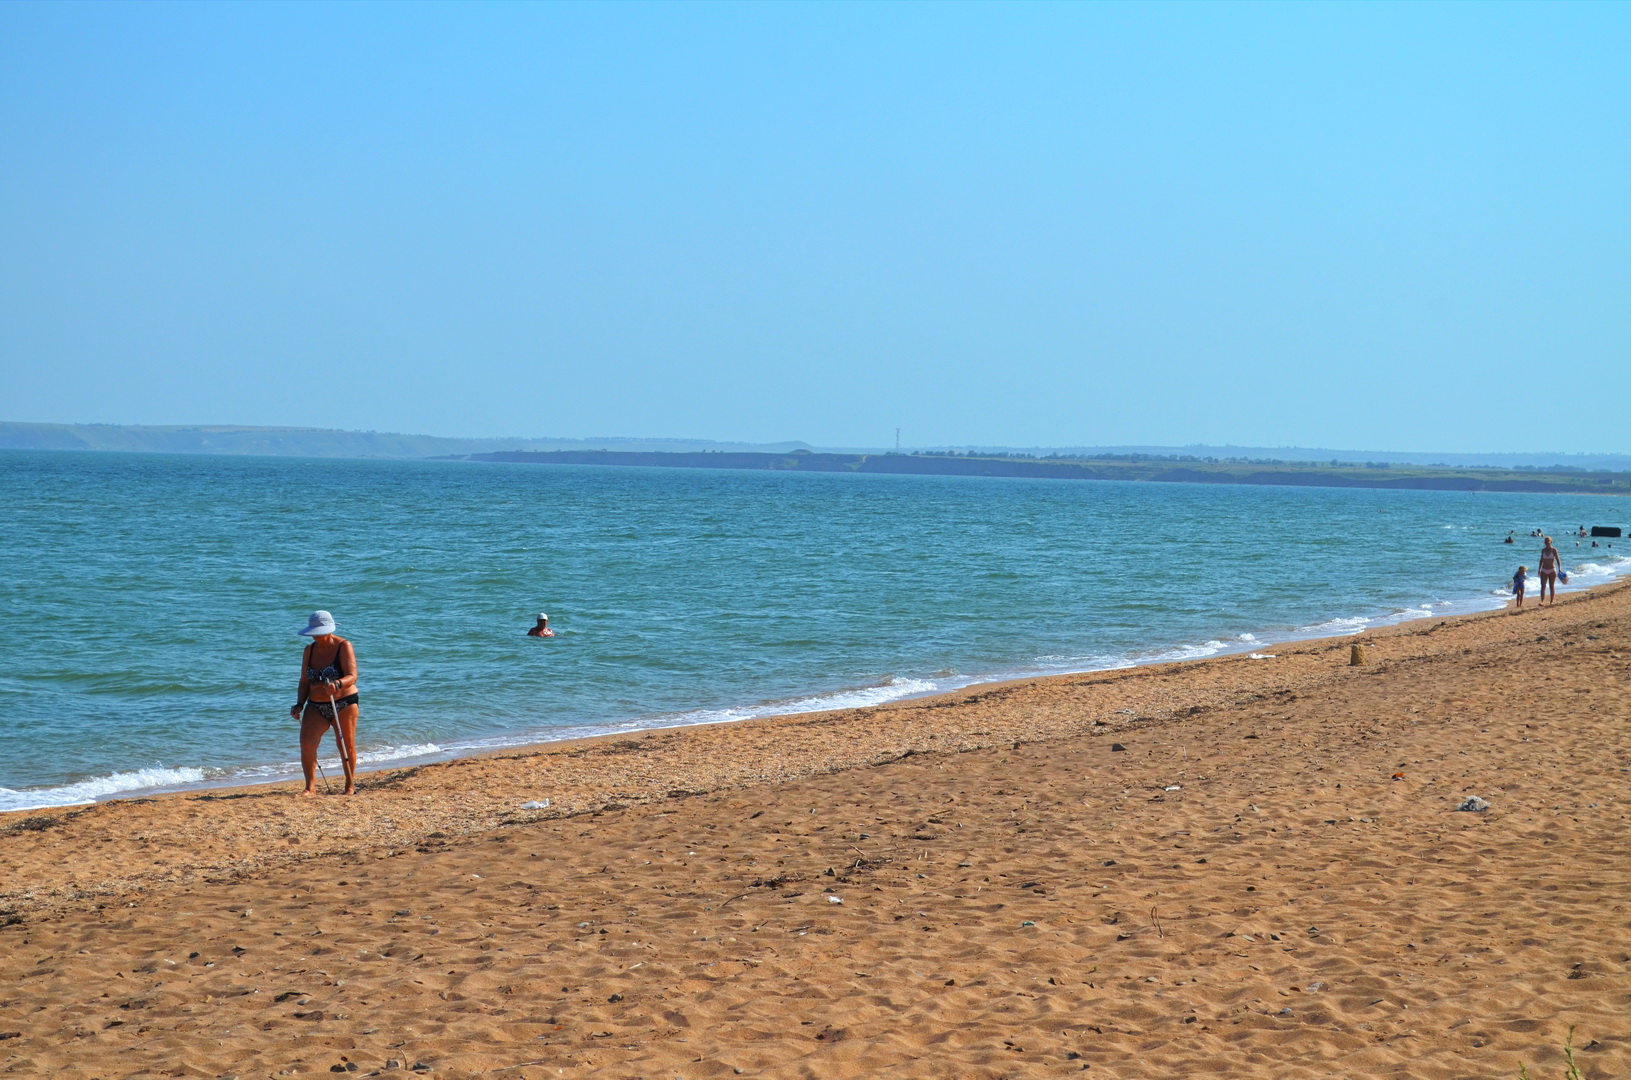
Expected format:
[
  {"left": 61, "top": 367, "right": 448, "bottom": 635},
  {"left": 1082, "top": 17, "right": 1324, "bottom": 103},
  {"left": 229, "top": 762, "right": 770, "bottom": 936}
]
[{"left": 1350, "top": 642, "right": 1369, "bottom": 666}]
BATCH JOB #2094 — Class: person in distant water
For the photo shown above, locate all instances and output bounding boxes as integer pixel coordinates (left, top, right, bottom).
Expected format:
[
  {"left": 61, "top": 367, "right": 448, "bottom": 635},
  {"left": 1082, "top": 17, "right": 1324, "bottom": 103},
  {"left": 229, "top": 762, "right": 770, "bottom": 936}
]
[
  {"left": 1537, "top": 536, "right": 1562, "bottom": 606},
  {"left": 1510, "top": 566, "right": 1528, "bottom": 608},
  {"left": 1504, "top": 535, "right": 1515, "bottom": 544},
  {"left": 527, "top": 613, "right": 555, "bottom": 638},
  {"left": 291, "top": 610, "right": 359, "bottom": 796}
]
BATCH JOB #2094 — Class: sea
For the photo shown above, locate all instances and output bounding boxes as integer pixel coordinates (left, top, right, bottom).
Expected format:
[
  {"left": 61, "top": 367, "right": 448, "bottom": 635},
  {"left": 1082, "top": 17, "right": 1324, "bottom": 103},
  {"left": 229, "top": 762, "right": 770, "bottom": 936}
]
[{"left": 3, "top": 449, "right": 1627, "bottom": 813}]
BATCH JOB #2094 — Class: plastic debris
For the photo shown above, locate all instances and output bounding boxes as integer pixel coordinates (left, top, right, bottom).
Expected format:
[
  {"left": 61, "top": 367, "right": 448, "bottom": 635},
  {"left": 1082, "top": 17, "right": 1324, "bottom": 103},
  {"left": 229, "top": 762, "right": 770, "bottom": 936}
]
[
  {"left": 1456, "top": 796, "right": 1490, "bottom": 812},
  {"left": 826, "top": 895, "right": 843, "bottom": 904},
  {"left": 520, "top": 799, "right": 550, "bottom": 810}
]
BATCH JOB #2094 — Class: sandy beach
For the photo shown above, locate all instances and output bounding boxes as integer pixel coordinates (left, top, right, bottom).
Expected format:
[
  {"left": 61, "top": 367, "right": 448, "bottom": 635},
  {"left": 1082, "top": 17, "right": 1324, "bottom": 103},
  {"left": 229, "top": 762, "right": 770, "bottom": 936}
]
[{"left": 3, "top": 583, "right": 1629, "bottom": 1079}]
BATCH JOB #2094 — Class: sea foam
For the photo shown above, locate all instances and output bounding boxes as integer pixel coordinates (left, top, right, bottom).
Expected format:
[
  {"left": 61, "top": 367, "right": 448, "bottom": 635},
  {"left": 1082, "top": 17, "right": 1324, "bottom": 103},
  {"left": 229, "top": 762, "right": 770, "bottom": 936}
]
[{"left": 0, "top": 765, "right": 208, "bottom": 814}]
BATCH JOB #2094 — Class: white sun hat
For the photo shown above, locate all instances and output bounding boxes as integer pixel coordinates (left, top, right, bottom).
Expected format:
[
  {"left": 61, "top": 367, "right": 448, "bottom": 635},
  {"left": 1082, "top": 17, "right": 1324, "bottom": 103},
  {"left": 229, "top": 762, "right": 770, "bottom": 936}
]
[{"left": 299, "top": 610, "right": 337, "bottom": 637}]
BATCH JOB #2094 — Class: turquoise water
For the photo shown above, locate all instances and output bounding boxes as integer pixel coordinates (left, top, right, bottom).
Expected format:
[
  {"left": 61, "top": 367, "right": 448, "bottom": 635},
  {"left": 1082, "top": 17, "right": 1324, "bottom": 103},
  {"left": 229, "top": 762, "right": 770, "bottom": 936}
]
[{"left": 3, "top": 449, "right": 1627, "bottom": 811}]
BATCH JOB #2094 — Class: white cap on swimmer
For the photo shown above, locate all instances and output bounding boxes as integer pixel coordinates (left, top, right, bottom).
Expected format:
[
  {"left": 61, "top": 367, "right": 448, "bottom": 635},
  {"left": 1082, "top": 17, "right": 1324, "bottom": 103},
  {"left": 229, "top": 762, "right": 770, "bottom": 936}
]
[{"left": 538, "top": 613, "right": 549, "bottom": 621}]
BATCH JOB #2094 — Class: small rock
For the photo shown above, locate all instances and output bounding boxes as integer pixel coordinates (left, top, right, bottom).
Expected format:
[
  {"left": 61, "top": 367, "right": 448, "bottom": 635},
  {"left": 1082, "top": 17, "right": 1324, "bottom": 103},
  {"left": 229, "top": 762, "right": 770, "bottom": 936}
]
[
  {"left": 607, "top": 993, "right": 623, "bottom": 1003},
  {"left": 520, "top": 800, "right": 550, "bottom": 810},
  {"left": 827, "top": 895, "right": 843, "bottom": 904},
  {"left": 1110, "top": 743, "right": 1126, "bottom": 752},
  {"left": 1456, "top": 796, "right": 1490, "bottom": 812},
  {"left": 385, "top": 1062, "right": 402, "bottom": 1071}
]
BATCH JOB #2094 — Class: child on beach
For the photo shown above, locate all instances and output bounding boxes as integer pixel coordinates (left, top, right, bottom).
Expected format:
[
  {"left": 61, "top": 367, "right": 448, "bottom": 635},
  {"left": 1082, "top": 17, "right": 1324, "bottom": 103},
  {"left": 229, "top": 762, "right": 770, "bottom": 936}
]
[{"left": 1511, "top": 566, "right": 1527, "bottom": 608}]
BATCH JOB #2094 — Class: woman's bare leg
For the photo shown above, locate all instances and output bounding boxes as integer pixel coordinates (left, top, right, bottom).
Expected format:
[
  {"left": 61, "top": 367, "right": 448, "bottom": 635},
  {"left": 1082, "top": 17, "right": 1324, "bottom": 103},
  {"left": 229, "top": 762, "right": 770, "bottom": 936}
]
[
  {"left": 298, "top": 713, "right": 329, "bottom": 795},
  {"left": 337, "top": 705, "right": 359, "bottom": 794}
]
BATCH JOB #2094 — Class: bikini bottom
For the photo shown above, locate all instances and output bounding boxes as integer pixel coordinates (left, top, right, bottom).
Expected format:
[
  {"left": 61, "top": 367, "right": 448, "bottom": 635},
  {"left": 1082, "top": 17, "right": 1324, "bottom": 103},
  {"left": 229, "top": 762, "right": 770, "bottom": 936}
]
[{"left": 306, "top": 694, "right": 360, "bottom": 721}]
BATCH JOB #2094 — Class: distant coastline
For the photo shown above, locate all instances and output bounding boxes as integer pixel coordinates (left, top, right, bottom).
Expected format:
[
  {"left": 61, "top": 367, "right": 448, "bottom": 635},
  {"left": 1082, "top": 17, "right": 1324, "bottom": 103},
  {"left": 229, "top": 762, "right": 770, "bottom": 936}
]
[
  {"left": 6, "top": 421, "right": 1631, "bottom": 474},
  {"left": 462, "top": 449, "right": 1631, "bottom": 497}
]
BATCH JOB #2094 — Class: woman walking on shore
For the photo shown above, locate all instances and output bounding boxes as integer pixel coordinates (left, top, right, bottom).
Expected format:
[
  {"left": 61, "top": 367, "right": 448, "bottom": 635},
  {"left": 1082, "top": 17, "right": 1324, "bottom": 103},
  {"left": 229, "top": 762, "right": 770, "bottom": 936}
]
[
  {"left": 290, "top": 610, "right": 360, "bottom": 796},
  {"left": 1538, "top": 537, "right": 1562, "bottom": 606}
]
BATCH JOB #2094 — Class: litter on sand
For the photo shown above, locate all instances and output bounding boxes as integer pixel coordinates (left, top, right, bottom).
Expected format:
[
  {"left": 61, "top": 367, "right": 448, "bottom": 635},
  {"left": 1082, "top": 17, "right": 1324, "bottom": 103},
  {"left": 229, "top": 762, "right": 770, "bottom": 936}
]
[
  {"left": 1247, "top": 653, "right": 1278, "bottom": 660},
  {"left": 520, "top": 799, "right": 551, "bottom": 810}
]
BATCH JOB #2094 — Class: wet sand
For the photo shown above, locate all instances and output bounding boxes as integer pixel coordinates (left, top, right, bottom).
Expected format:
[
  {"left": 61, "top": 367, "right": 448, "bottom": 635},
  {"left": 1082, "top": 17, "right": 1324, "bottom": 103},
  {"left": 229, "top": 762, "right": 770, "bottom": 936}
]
[{"left": 3, "top": 584, "right": 1629, "bottom": 1079}]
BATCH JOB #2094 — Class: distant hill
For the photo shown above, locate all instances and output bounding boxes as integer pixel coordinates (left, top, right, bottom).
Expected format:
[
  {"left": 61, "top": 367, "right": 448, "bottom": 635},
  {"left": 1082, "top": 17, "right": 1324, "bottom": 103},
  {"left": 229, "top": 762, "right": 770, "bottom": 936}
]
[{"left": 0, "top": 422, "right": 812, "bottom": 458}]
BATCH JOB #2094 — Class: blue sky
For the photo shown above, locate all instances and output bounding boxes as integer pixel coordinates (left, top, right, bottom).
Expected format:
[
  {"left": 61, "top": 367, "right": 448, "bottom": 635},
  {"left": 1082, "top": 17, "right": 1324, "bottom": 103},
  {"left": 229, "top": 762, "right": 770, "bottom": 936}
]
[{"left": 1, "top": 2, "right": 1627, "bottom": 451}]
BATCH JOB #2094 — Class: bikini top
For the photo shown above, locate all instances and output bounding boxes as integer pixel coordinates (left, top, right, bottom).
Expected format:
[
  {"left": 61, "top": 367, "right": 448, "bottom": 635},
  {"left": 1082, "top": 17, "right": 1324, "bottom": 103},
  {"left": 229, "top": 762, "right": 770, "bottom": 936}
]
[{"left": 305, "top": 640, "right": 349, "bottom": 685}]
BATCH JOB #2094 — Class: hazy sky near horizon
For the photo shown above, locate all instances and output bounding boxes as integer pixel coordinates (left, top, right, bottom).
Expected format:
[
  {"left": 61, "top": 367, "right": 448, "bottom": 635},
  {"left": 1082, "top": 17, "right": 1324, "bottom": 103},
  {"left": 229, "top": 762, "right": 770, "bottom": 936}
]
[{"left": 2, "top": 2, "right": 1628, "bottom": 452}]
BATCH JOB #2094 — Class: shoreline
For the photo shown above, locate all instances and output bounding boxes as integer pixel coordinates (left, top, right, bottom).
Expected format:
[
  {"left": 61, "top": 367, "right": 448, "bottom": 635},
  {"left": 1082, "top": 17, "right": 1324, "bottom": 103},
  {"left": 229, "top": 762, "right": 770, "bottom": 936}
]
[
  {"left": 4, "top": 572, "right": 1627, "bottom": 906},
  {"left": 7, "top": 557, "right": 1627, "bottom": 815}
]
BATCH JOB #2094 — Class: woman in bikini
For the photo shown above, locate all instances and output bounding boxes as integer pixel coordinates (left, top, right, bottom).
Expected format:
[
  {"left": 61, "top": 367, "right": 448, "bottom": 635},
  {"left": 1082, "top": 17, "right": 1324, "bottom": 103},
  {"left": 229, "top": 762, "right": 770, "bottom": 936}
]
[
  {"left": 290, "top": 610, "right": 359, "bottom": 795},
  {"left": 1537, "top": 536, "right": 1562, "bottom": 606}
]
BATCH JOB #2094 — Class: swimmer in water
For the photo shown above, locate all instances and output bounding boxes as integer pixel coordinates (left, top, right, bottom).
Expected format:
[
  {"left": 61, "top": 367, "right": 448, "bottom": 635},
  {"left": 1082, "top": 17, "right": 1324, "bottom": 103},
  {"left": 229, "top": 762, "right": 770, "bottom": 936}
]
[{"left": 527, "top": 613, "right": 555, "bottom": 638}]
